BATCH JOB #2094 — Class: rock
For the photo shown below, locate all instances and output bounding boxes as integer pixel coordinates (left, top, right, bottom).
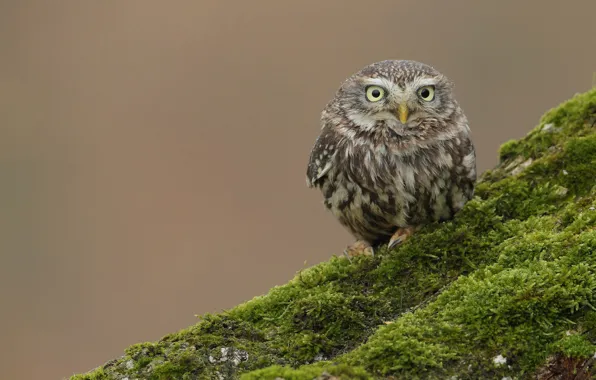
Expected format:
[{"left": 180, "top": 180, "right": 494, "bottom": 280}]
[
  {"left": 542, "top": 123, "right": 561, "bottom": 133},
  {"left": 493, "top": 354, "right": 507, "bottom": 366},
  {"left": 510, "top": 158, "right": 533, "bottom": 176}
]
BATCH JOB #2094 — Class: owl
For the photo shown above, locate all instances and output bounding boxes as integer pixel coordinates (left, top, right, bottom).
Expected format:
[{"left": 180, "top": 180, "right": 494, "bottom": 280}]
[{"left": 306, "top": 60, "right": 476, "bottom": 258}]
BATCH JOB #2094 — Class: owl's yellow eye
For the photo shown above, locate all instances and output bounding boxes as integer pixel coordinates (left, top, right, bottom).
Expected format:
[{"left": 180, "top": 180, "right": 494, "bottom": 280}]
[
  {"left": 365, "top": 86, "right": 385, "bottom": 102},
  {"left": 417, "top": 86, "right": 435, "bottom": 101}
]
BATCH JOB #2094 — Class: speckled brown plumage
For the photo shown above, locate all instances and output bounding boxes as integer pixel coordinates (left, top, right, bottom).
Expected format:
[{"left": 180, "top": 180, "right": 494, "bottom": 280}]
[{"left": 306, "top": 60, "right": 476, "bottom": 257}]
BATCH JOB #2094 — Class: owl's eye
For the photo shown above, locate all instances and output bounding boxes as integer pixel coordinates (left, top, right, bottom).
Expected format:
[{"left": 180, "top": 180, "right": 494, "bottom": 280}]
[
  {"left": 417, "top": 86, "right": 435, "bottom": 101},
  {"left": 365, "top": 86, "right": 386, "bottom": 102}
]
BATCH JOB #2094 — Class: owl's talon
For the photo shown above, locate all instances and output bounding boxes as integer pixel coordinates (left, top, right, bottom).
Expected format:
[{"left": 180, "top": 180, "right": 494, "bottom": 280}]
[
  {"left": 388, "top": 237, "right": 402, "bottom": 249},
  {"left": 388, "top": 226, "right": 418, "bottom": 250},
  {"left": 343, "top": 240, "right": 374, "bottom": 259}
]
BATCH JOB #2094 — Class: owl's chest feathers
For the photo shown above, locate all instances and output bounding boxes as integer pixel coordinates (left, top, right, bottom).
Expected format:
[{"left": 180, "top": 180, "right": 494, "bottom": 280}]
[
  {"left": 321, "top": 138, "right": 462, "bottom": 240},
  {"left": 338, "top": 138, "right": 455, "bottom": 195}
]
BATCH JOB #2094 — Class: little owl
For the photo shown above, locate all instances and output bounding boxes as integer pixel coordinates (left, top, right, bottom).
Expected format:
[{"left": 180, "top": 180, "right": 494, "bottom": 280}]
[{"left": 306, "top": 60, "right": 476, "bottom": 257}]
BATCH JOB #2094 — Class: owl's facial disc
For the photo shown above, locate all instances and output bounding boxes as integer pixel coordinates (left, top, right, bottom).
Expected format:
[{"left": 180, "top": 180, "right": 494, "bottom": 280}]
[{"left": 344, "top": 75, "right": 445, "bottom": 133}]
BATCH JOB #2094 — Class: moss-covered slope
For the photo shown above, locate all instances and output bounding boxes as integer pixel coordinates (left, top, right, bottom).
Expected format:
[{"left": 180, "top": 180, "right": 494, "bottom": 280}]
[{"left": 72, "top": 89, "right": 596, "bottom": 380}]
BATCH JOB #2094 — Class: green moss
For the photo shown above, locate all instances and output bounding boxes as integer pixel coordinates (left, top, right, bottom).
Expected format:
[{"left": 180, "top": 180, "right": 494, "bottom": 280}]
[
  {"left": 240, "top": 363, "right": 372, "bottom": 380},
  {"left": 73, "top": 89, "right": 596, "bottom": 380},
  {"left": 551, "top": 334, "right": 596, "bottom": 359},
  {"left": 498, "top": 139, "right": 523, "bottom": 161},
  {"left": 70, "top": 367, "right": 108, "bottom": 380},
  {"left": 523, "top": 135, "right": 596, "bottom": 196},
  {"left": 343, "top": 228, "right": 596, "bottom": 377}
]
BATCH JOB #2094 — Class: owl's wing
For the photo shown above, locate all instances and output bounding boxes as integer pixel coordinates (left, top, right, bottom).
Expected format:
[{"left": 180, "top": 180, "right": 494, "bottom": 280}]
[
  {"left": 456, "top": 131, "right": 477, "bottom": 199},
  {"left": 306, "top": 129, "right": 338, "bottom": 188}
]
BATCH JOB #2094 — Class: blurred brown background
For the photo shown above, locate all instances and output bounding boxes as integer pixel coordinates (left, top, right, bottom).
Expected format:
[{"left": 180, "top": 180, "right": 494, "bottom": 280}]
[{"left": 0, "top": 1, "right": 594, "bottom": 378}]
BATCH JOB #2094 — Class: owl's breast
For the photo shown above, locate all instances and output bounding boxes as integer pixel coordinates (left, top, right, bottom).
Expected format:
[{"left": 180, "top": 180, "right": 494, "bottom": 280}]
[{"left": 318, "top": 139, "right": 472, "bottom": 242}]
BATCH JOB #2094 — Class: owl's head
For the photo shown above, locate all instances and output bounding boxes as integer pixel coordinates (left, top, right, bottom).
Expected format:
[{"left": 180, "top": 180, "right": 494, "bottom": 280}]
[{"left": 331, "top": 60, "right": 459, "bottom": 137}]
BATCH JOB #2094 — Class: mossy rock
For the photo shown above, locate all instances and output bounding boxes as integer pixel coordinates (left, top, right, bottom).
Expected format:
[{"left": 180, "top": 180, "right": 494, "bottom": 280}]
[{"left": 72, "top": 89, "right": 596, "bottom": 380}]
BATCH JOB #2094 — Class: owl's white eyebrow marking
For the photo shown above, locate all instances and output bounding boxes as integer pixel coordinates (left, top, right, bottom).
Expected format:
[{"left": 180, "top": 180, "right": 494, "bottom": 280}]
[
  {"left": 362, "top": 77, "right": 398, "bottom": 92},
  {"left": 406, "top": 76, "right": 440, "bottom": 91}
]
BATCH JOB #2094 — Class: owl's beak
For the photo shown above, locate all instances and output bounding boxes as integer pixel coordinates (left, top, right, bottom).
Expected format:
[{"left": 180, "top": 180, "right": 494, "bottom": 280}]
[{"left": 397, "top": 104, "right": 409, "bottom": 124}]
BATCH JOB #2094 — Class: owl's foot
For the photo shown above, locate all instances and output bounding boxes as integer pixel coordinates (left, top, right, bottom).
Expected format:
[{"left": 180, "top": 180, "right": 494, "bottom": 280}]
[
  {"left": 388, "top": 226, "right": 419, "bottom": 249},
  {"left": 343, "top": 240, "right": 374, "bottom": 259}
]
